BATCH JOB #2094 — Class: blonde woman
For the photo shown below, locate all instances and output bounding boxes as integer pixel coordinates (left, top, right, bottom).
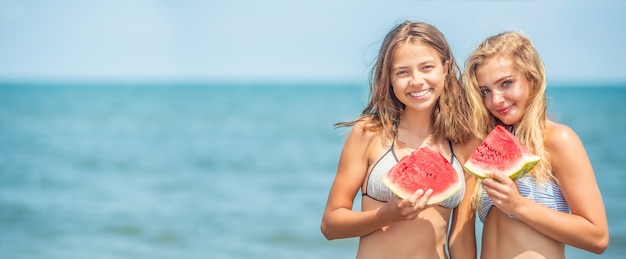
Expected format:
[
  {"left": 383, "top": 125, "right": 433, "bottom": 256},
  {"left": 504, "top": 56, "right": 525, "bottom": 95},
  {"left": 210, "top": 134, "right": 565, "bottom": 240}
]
[{"left": 464, "top": 31, "right": 609, "bottom": 258}]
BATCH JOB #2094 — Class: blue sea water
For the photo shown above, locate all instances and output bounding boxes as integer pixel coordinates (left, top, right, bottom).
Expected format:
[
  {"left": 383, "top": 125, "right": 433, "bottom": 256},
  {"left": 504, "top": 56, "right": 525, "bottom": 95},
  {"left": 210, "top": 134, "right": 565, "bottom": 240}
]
[{"left": 0, "top": 82, "right": 624, "bottom": 259}]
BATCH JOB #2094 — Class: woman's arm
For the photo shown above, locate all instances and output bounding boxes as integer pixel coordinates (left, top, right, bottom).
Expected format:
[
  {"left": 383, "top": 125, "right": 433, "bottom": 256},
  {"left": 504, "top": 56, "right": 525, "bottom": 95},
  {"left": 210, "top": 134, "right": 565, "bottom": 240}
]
[
  {"left": 448, "top": 138, "right": 480, "bottom": 259},
  {"left": 320, "top": 121, "right": 432, "bottom": 240},
  {"left": 483, "top": 123, "right": 608, "bottom": 253},
  {"left": 320, "top": 121, "right": 382, "bottom": 239},
  {"left": 448, "top": 171, "right": 477, "bottom": 259}
]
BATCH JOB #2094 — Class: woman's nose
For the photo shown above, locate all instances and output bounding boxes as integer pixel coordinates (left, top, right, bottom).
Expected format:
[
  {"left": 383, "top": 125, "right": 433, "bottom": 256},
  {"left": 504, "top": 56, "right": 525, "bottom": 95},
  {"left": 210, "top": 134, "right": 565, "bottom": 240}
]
[
  {"left": 490, "top": 91, "right": 505, "bottom": 103},
  {"left": 409, "top": 74, "right": 425, "bottom": 86}
]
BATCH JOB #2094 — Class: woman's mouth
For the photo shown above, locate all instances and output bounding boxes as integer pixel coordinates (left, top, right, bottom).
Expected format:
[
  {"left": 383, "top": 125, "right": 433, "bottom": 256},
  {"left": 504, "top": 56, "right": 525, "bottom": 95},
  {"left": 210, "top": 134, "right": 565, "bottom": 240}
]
[
  {"left": 410, "top": 89, "right": 431, "bottom": 98},
  {"left": 497, "top": 106, "right": 511, "bottom": 115}
]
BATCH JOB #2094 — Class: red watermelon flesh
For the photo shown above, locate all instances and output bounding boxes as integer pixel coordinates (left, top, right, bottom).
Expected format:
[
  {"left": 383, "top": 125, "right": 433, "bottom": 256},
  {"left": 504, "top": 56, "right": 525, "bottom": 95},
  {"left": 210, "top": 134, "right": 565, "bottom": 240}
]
[
  {"left": 464, "top": 125, "right": 541, "bottom": 180},
  {"left": 382, "top": 147, "right": 463, "bottom": 205}
]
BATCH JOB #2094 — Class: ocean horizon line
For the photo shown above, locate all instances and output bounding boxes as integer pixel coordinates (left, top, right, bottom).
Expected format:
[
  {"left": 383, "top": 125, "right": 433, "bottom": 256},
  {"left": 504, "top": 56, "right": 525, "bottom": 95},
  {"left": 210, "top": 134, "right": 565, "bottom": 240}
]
[{"left": 0, "top": 79, "right": 625, "bottom": 89}]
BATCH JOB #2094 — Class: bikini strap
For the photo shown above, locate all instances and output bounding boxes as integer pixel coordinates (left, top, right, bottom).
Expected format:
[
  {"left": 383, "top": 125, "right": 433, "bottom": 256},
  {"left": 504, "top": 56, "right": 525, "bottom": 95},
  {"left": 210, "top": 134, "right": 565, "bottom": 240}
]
[{"left": 448, "top": 140, "right": 455, "bottom": 161}]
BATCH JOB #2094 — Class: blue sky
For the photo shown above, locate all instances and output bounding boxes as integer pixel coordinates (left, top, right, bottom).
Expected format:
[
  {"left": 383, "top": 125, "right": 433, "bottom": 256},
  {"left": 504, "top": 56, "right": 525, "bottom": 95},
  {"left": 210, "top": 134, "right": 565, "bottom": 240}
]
[{"left": 1, "top": 0, "right": 625, "bottom": 84}]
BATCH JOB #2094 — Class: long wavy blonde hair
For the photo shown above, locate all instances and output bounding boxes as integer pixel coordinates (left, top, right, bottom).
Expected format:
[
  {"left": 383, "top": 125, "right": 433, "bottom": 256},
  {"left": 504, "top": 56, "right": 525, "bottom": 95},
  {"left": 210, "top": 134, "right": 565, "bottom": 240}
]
[
  {"left": 336, "top": 21, "right": 472, "bottom": 145},
  {"left": 464, "top": 31, "right": 552, "bottom": 185}
]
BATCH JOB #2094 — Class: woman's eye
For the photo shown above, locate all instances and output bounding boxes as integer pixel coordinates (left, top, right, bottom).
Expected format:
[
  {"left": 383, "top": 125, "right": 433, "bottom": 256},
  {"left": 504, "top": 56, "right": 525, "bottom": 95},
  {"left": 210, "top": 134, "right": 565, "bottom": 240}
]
[
  {"left": 502, "top": 80, "right": 512, "bottom": 87},
  {"left": 480, "top": 88, "right": 491, "bottom": 97}
]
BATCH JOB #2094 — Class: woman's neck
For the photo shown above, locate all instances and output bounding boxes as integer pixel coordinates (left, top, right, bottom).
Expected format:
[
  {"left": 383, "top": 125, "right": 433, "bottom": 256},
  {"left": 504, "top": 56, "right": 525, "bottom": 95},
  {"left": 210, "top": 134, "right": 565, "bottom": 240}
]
[{"left": 396, "top": 110, "right": 434, "bottom": 148}]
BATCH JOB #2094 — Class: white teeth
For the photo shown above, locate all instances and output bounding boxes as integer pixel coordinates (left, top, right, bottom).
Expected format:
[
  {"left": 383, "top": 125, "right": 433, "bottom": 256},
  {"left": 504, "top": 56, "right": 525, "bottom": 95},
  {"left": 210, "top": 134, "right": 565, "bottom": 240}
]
[{"left": 410, "top": 89, "right": 430, "bottom": 97}]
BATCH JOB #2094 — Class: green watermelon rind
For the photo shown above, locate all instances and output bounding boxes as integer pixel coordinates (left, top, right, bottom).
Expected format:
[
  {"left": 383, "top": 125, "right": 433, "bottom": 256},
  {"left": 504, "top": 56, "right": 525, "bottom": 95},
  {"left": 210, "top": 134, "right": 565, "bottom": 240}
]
[
  {"left": 381, "top": 148, "right": 464, "bottom": 205},
  {"left": 464, "top": 154, "right": 540, "bottom": 181}
]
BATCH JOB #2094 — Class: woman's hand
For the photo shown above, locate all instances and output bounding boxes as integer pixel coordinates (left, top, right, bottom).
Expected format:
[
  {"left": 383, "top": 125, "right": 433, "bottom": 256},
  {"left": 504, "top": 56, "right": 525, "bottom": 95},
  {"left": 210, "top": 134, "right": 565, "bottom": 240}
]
[
  {"left": 482, "top": 172, "right": 522, "bottom": 216},
  {"left": 381, "top": 189, "right": 433, "bottom": 221}
]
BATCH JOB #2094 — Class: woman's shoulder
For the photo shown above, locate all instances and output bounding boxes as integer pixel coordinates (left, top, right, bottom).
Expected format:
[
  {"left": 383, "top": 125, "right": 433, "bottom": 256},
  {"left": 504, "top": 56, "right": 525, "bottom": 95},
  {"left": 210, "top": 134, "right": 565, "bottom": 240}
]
[
  {"left": 544, "top": 120, "right": 579, "bottom": 141},
  {"left": 544, "top": 120, "right": 582, "bottom": 152},
  {"left": 341, "top": 117, "right": 389, "bottom": 161},
  {"left": 346, "top": 116, "right": 384, "bottom": 142},
  {"left": 451, "top": 136, "right": 482, "bottom": 163}
]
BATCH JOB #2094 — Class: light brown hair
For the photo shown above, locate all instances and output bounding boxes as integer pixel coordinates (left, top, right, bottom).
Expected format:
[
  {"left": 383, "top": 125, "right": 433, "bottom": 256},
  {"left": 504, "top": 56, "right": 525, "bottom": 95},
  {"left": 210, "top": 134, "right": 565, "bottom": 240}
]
[{"left": 336, "top": 21, "right": 472, "bottom": 144}]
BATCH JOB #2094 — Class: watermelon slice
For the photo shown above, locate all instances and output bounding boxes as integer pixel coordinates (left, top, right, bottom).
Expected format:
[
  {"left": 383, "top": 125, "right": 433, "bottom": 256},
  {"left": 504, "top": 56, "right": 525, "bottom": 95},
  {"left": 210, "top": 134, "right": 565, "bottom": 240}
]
[
  {"left": 382, "top": 147, "right": 463, "bottom": 205},
  {"left": 464, "top": 125, "right": 541, "bottom": 180}
]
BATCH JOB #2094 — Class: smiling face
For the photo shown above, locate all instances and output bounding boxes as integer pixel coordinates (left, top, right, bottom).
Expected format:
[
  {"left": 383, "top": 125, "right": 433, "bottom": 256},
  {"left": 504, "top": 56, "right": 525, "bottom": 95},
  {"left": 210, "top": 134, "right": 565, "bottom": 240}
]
[
  {"left": 390, "top": 42, "right": 449, "bottom": 113},
  {"left": 476, "top": 54, "right": 532, "bottom": 126}
]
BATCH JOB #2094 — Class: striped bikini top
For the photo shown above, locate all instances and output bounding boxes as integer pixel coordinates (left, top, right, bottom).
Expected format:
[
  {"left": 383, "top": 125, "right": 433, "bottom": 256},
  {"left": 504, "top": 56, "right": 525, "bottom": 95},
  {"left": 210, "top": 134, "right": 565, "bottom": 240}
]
[
  {"left": 362, "top": 140, "right": 465, "bottom": 208},
  {"left": 477, "top": 174, "right": 571, "bottom": 222}
]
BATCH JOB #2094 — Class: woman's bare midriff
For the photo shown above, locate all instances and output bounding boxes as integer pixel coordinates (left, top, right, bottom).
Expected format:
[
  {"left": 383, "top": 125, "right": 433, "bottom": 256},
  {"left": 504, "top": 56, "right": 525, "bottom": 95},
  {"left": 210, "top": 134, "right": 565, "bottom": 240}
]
[
  {"left": 356, "top": 197, "right": 452, "bottom": 259},
  {"left": 480, "top": 209, "right": 565, "bottom": 259}
]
